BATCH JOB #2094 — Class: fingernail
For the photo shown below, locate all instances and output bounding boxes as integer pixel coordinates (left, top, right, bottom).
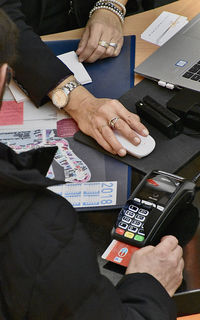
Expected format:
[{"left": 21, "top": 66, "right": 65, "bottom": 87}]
[
  {"left": 79, "top": 58, "right": 84, "bottom": 62},
  {"left": 118, "top": 148, "right": 127, "bottom": 157},
  {"left": 134, "top": 137, "right": 140, "bottom": 144},
  {"left": 143, "top": 129, "right": 149, "bottom": 136}
]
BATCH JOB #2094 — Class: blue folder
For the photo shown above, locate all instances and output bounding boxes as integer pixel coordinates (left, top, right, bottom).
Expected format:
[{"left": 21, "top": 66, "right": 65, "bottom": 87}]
[
  {"left": 45, "top": 36, "right": 135, "bottom": 211},
  {"left": 46, "top": 35, "right": 135, "bottom": 98}
]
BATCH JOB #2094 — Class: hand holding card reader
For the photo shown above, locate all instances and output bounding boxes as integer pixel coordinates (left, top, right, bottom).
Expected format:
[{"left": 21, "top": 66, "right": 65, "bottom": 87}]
[{"left": 111, "top": 170, "right": 196, "bottom": 247}]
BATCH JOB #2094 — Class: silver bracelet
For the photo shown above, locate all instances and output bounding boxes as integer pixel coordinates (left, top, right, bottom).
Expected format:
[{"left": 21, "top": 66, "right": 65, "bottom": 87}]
[
  {"left": 99, "top": 0, "right": 126, "bottom": 16},
  {"left": 89, "top": 3, "right": 125, "bottom": 24}
]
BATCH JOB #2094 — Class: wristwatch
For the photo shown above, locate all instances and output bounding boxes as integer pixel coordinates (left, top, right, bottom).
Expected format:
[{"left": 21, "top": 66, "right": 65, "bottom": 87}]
[{"left": 51, "top": 79, "right": 80, "bottom": 109}]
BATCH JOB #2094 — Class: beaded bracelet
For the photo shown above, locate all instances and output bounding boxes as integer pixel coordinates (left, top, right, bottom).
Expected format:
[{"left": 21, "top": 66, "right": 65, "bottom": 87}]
[
  {"left": 95, "top": 1, "right": 124, "bottom": 16},
  {"left": 89, "top": 2, "right": 125, "bottom": 24},
  {"left": 90, "top": 1, "right": 124, "bottom": 17},
  {"left": 98, "top": 0, "right": 126, "bottom": 16}
]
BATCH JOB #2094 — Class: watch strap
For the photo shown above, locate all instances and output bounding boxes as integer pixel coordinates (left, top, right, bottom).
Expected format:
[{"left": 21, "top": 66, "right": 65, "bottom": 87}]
[{"left": 63, "top": 79, "right": 80, "bottom": 95}]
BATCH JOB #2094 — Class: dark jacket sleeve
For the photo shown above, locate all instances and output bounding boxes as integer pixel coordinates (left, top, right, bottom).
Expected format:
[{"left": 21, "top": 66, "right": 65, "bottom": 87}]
[
  {"left": 116, "top": 273, "right": 176, "bottom": 320},
  {"left": 0, "top": 0, "right": 73, "bottom": 106}
]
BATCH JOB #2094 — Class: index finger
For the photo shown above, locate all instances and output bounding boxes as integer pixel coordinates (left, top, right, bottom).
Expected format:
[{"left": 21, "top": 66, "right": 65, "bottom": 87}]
[
  {"left": 78, "top": 25, "right": 102, "bottom": 62},
  {"left": 115, "top": 104, "right": 149, "bottom": 136},
  {"left": 76, "top": 28, "right": 90, "bottom": 57}
]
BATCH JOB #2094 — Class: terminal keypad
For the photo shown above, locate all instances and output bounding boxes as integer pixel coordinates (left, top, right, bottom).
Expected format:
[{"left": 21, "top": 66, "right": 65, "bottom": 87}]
[{"left": 115, "top": 198, "right": 158, "bottom": 243}]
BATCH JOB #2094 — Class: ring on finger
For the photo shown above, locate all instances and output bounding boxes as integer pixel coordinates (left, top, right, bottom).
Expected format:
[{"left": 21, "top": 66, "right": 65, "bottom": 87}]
[
  {"left": 109, "top": 116, "right": 120, "bottom": 129},
  {"left": 98, "top": 40, "right": 109, "bottom": 49},
  {"left": 109, "top": 42, "right": 118, "bottom": 49}
]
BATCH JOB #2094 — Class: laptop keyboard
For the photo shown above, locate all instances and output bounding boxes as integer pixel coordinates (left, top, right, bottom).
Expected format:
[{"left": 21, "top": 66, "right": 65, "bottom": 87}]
[{"left": 182, "top": 61, "right": 200, "bottom": 81}]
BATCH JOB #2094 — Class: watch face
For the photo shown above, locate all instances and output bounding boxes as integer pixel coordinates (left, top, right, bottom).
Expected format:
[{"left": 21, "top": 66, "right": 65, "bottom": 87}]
[{"left": 52, "top": 88, "right": 69, "bottom": 109}]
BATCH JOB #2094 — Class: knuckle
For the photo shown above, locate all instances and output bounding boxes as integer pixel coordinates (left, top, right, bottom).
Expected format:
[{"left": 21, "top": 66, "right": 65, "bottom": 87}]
[
  {"left": 171, "top": 258, "right": 179, "bottom": 268},
  {"left": 110, "top": 99, "right": 119, "bottom": 107},
  {"left": 87, "top": 41, "right": 97, "bottom": 51},
  {"left": 158, "top": 248, "right": 167, "bottom": 260},
  {"left": 106, "top": 131, "right": 114, "bottom": 142},
  {"left": 168, "top": 235, "right": 178, "bottom": 243},
  {"left": 126, "top": 115, "right": 134, "bottom": 125},
  {"left": 176, "top": 269, "right": 183, "bottom": 284},
  {"left": 97, "top": 104, "right": 107, "bottom": 115},
  {"left": 164, "top": 235, "right": 178, "bottom": 249},
  {"left": 133, "top": 114, "right": 141, "bottom": 122},
  {"left": 86, "top": 57, "right": 95, "bottom": 63},
  {"left": 96, "top": 46, "right": 105, "bottom": 55},
  {"left": 105, "top": 48, "right": 113, "bottom": 57}
]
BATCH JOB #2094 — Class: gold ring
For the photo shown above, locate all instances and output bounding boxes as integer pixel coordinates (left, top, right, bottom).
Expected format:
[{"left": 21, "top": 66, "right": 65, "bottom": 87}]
[
  {"left": 109, "top": 117, "right": 120, "bottom": 129},
  {"left": 98, "top": 40, "right": 109, "bottom": 49},
  {"left": 109, "top": 42, "right": 118, "bottom": 49}
]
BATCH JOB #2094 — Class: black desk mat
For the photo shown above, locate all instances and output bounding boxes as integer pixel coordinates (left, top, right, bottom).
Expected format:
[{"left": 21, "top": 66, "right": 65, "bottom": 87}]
[{"left": 74, "top": 79, "right": 200, "bottom": 174}]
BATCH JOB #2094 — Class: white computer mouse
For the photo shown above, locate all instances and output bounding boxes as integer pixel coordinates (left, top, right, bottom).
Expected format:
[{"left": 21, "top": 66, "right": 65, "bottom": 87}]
[{"left": 114, "top": 130, "right": 156, "bottom": 158}]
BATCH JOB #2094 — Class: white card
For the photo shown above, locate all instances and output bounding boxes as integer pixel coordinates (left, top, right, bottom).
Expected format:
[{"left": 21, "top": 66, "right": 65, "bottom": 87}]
[
  {"left": 141, "top": 11, "right": 189, "bottom": 46},
  {"left": 57, "top": 51, "right": 92, "bottom": 85}
]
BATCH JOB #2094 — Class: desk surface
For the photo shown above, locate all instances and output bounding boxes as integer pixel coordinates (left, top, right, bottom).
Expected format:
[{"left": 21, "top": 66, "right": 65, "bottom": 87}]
[{"left": 42, "top": 0, "right": 200, "bottom": 315}]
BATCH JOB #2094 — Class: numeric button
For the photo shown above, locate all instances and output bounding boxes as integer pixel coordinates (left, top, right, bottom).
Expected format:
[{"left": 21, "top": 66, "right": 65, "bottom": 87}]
[
  {"left": 118, "top": 222, "right": 128, "bottom": 229},
  {"left": 138, "top": 208, "right": 149, "bottom": 216},
  {"left": 128, "top": 205, "right": 139, "bottom": 212},
  {"left": 122, "top": 216, "right": 132, "bottom": 224},
  {"left": 135, "top": 214, "right": 145, "bottom": 222},
  {"left": 125, "top": 210, "right": 135, "bottom": 218}
]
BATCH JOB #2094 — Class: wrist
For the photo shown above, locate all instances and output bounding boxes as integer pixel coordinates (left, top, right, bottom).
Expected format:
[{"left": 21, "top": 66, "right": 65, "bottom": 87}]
[
  {"left": 63, "top": 85, "right": 95, "bottom": 121},
  {"left": 49, "top": 76, "right": 81, "bottom": 110},
  {"left": 48, "top": 75, "right": 75, "bottom": 99},
  {"left": 89, "top": 0, "right": 127, "bottom": 24}
]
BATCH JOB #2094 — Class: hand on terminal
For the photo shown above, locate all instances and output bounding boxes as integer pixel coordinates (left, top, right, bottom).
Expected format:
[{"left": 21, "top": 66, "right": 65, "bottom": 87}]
[
  {"left": 126, "top": 235, "right": 184, "bottom": 297},
  {"left": 49, "top": 75, "right": 149, "bottom": 157}
]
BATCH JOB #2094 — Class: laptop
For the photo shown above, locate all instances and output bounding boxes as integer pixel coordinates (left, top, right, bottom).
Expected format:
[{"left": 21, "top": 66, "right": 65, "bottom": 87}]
[{"left": 135, "top": 13, "right": 200, "bottom": 92}]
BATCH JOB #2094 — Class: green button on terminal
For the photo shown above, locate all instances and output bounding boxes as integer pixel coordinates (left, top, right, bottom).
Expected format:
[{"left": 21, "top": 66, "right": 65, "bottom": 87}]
[{"left": 134, "top": 234, "right": 145, "bottom": 242}]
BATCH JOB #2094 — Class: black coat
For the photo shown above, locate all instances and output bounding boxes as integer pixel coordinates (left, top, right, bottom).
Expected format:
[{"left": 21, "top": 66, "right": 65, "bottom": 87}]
[{"left": 0, "top": 142, "right": 176, "bottom": 319}]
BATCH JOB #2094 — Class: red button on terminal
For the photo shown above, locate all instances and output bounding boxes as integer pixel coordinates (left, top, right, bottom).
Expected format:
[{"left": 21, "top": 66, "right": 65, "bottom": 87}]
[{"left": 116, "top": 228, "right": 125, "bottom": 235}]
